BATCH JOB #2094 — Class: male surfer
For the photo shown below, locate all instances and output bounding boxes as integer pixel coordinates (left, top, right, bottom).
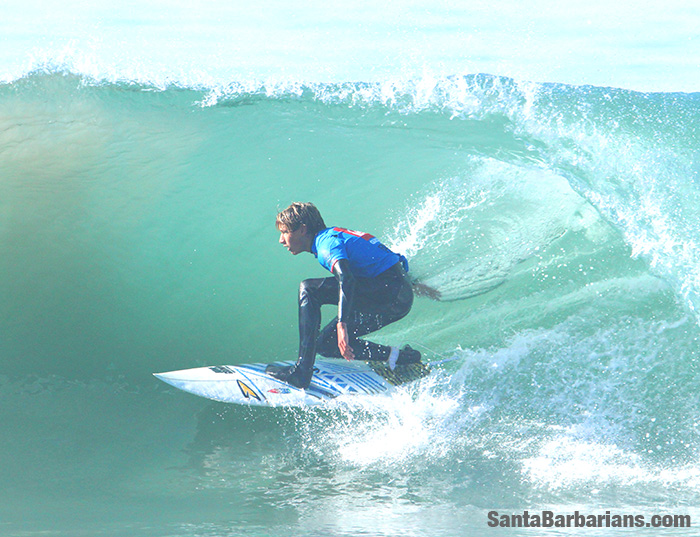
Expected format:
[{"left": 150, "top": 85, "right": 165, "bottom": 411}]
[{"left": 266, "top": 202, "right": 421, "bottom": 389}]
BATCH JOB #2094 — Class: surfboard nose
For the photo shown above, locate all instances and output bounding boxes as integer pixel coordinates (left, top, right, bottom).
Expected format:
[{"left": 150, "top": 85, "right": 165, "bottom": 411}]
[
  {"left": 153, "top": 371, "right": 181, "bottom": 388},
  {"left": 153, "top": 373, "right": 169, "bottom": 383},
  {"left": 153, "top": 367, "right": 211, "bottom": 382},
  {"left": 153, "top": 371, "right": 180, "bottom": 382},
  {"left": 153, "top": 368, "right": 207, "bottom": 387}
]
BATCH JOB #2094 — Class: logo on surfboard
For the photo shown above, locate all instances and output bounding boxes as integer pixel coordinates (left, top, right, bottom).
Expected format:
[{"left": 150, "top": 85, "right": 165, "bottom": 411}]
[{"left": 237, "top": 380, "right": 262, "bottom": 401}]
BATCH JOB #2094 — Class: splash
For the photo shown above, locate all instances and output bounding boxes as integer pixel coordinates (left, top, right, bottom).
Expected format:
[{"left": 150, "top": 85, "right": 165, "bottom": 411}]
[{"left": 388, "top": 158, "right": 601, "bottom": 300}]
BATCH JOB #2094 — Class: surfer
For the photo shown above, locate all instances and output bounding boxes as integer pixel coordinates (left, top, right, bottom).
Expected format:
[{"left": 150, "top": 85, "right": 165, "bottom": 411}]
[{"left": 266, "top": 202, "right": 421, "bottom": 389}]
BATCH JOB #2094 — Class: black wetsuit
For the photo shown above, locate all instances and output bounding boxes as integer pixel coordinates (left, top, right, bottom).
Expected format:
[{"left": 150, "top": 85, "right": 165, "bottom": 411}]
[
  {"left": 301, "top": 261, "right": 413, "bottom": 362},
  {"left": 267, "top": 226, "right": 416, "bottom": 388}
]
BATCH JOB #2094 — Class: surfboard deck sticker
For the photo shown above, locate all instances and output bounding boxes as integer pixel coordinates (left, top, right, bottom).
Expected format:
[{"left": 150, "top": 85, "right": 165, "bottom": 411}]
[{"left": 154, "top": 358, "right": 432, "bottom": 407}]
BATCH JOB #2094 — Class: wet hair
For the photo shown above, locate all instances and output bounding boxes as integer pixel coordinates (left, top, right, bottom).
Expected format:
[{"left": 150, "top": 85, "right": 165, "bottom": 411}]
[{"left": 276, "top": 202, "right": 327, "bottom": 236}]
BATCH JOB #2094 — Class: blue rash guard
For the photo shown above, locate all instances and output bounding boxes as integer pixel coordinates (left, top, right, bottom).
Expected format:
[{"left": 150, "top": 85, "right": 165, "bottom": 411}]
[{"left": 312, "top": 227, "right": 408, "bottom": 277}]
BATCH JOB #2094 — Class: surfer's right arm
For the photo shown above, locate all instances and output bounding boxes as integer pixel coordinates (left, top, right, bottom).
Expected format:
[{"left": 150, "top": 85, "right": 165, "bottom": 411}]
[{"left": 332, "top": 259, "right": 356, "bottom": 360}]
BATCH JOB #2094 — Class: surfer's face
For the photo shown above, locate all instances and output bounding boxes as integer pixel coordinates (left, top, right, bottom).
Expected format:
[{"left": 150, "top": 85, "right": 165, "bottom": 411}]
[{"left": 279, "top": 224, "right": 310, "bottom": 255}]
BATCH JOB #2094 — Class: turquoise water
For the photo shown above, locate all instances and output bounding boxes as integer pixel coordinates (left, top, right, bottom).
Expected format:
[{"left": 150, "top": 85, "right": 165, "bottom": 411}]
[{"left": 3, "top": 3, "right": 700, "bottom": 536}]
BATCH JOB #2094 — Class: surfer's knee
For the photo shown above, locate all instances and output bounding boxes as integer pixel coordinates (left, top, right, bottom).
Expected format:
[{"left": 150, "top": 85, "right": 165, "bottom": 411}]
[
  {"left": 299, "top": 278, "right": 315, "bottom": 302},
  {"left": 299, "top": 277, "right": 332, "bottom": 304}
]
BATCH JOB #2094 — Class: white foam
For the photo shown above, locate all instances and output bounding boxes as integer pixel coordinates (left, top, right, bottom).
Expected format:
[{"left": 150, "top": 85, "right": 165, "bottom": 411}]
[
  {"left": 306, "top": 372, "right": 473, "bottom": 467},
  {"left": 523, "top": 432, "right": 700, "bottom": 492}
]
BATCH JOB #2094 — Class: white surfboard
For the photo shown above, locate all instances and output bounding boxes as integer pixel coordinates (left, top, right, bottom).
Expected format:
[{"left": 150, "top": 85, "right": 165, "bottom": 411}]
[{"left": 154, "top": 358, "right": 432, "bottom": 407}]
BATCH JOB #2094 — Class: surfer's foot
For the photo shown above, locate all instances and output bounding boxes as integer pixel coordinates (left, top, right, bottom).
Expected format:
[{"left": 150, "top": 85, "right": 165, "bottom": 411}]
[
  {"left": 266, "top": 362, "right": 313, "bottom": 389},
  {"left": 397, "top": 345, "right": 422, "bottom": 365},
  {"left": 388, "top": 345, "right": 422, "bottom": 369}
]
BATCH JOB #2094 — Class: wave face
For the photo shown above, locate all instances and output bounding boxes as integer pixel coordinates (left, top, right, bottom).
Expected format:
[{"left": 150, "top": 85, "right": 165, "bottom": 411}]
[{"left": 3, "top": 71, "right": 700, "bottom": 536}]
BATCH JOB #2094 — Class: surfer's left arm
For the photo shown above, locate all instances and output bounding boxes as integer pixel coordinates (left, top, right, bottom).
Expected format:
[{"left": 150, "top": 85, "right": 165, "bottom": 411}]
[{"left": 332, "top": 259, "right": 356, "bottom": 360}]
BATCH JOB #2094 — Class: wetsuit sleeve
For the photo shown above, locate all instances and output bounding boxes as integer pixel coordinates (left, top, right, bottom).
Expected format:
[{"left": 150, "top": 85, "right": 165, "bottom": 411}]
[{"left": 332, "top": 259, "right": 356, "bottom": 324}]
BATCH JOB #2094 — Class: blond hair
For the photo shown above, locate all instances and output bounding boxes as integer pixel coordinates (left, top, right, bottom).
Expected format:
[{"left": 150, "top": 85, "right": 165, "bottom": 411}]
[{"left": 276, "top": 202, "right": 327, "bottom": 235}]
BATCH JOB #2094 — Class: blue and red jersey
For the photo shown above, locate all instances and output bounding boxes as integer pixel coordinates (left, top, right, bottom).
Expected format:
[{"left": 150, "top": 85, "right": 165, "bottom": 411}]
[{"left": 312, "top": 227, "right": 407, "bottom": 278}]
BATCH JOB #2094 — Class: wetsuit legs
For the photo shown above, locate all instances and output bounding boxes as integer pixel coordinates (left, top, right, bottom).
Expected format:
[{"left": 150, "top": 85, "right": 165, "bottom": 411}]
[
  {"left": 298, "top": 277, "right": 339, "bottom": 364},
  {"left": 267, "top": 277, "right": 338, "bottom": 388},
  {"left": 316, "top": 312, "right": 401, "bottom": 361},
  {"left": 268, "top": 264, "right": 414, "bottom": 389},
  {"left": 315, "top": 263, "right": 414, "bottom": 361}
]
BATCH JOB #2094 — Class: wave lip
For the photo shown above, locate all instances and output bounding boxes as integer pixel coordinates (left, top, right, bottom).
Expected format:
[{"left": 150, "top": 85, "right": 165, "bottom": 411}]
[{"left": 4, "top": 0, "right": 700, "bottom": 93}]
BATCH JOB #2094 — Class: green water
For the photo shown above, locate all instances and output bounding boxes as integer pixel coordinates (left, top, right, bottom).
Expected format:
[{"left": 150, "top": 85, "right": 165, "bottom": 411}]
[{"left": 2, "top": 73, "right": 700, "bottom": 536}]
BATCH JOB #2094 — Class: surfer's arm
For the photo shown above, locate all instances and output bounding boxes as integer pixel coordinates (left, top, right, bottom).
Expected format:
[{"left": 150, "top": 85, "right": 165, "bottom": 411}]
[{"left": 332, "top": 259, "right": 356, "bottom": 360}]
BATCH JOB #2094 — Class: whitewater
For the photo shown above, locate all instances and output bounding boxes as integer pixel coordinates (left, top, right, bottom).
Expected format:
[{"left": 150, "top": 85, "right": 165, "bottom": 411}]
[{"left": 2, "top": 1, "right": 700, "bottom": 536}]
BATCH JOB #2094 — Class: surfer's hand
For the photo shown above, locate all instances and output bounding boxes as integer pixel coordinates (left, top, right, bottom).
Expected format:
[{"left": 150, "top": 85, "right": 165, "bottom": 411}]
[{"left": 337, "top": 322, "right": 355, "bottom": 360}]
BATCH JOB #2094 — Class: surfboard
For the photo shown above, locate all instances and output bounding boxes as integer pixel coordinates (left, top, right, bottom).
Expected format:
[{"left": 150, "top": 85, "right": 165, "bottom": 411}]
[{"left": 154, "top": 358, "right": 432, "bottom": 407}]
